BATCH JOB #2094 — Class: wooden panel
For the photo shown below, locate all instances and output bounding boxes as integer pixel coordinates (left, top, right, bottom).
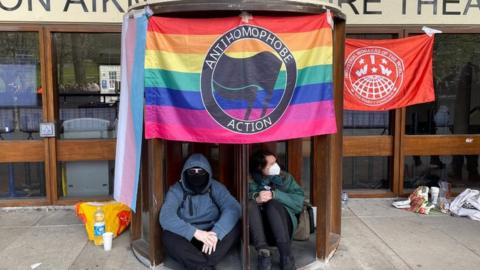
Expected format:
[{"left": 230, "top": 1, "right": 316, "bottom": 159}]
[
  {"left": 219, "top": 144, "right": 236, "bottom": 198},
  {"left": 390, "top": 109, "right": 405, "bottom": 194},
  {"left": 57, "top": 140, "right": 116, "bottom": 161},
  {"left": 330, "top": 16, "right": 345, "bottom": 238},
  {"left": 347, "top": 191, "right": 395, "bottom": 198},
  {"left": 233, "top": 145, "right": 249, "bottom": 269},
  {"left": 44, "top": 25, "right": 121, "bottom": 33},
  {"left": 54, "top": 196, "right": 113, "bottom": 205},
  {"left": 343, "top": 136, "right": 393, "bottom": 157},
  {"left": 396, "top": 108, "right": 406, "bottom": 195},
  {"left": 0, "top": 141, "right": 44, "bottom": 162},
  {"left": 312, "top": 135, "right": 330, "bottom": 260},
  {"left": 166, "top": 141, "right": 183, "bottom": 187},
  {"left": 0, "top": 24, "right": 43, "bottom": 31},
  {"left": 148, "top": 139, "right": 165, "bottom": 265},
  {"left": 404, "top": 135, "right": 480, "bottom": 155},
  {"left": 287, "top": 139, "right": 303, "bottom": 186},
  {"left": 45, "top": 28, "right": 58, "bottom": 203},
  {"left": 0, "top": 198, "right": 50, "bottom": 207}
]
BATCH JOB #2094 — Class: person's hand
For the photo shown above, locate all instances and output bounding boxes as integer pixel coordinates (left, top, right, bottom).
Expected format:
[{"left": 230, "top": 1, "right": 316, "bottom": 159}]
[
  {"left": 202, "top": 233, "right": 218, "bottom": 255},
  {"left": 256, "top": 190, "right": 273, "bottom": 203},
  {"left": 194, "top": 230, "right": 216, "bottom": 247}
]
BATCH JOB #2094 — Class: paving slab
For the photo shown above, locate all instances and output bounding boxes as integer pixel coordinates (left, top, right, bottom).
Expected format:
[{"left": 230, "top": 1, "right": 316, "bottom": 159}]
[
  {"left": 327, "top": 215, "right": 411, "bottom": 270},
  {"left": 35, "top": 209, "right": 83, "bottom": 226},
  {"left": 0, "top": 210, "right": 45, "bottom": 227},
  {"left": 362, "top": 216, "right": 480, "bottom": 270},
  {"left": 0, "top": 226, "right": 87, "bottom": 270},
  {"left": 0, "top": 227, "right": 28, "bottom": 252},
  {"left": 347, "top": 199, "right": 415, "bottom": 218},
  {"left": 70, "top": 232, "right": 145, "bottom": 270}
]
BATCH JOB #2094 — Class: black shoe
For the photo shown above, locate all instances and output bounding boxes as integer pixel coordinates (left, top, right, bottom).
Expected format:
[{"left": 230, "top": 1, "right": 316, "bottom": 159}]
[
  {"left": 257, "top": 248, "right": 272, "bottom": 270},
  {"left": 281, "top": 255, "right": 296, "bottom": 270}
]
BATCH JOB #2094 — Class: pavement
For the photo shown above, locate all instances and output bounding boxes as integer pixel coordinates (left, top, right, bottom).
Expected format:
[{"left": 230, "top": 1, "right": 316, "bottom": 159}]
[{"left": 0, "top": 199, "right": 479, "bottom": 270}]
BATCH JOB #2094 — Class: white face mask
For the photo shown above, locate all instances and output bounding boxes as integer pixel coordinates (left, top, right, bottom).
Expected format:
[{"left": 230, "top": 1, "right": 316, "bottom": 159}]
[{"left": 267, "top": 163, "right": 281, "bottom": 176}]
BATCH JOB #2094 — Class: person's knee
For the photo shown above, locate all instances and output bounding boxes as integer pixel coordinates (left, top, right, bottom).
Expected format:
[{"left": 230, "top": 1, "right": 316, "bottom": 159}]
[
  {"left": 264, "top": 198, "right": 283, "bottom": 211},
  {"left": 248, "top": 199, "right": 258, "bottom": 209}
]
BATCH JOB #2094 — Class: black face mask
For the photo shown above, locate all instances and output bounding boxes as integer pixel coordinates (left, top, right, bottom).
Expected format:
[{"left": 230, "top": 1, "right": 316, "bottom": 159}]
[{"left": 184, "top": 168, "right": 209, "bottom": 194}]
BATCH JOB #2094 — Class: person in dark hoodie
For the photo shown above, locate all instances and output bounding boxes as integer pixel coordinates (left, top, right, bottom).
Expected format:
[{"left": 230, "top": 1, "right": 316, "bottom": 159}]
[
  {"left": 248, "top": 150, "right": 304, "bottom": 270},
  {"left": 160, "top": 153, "right": 241, "bottom": 270}
]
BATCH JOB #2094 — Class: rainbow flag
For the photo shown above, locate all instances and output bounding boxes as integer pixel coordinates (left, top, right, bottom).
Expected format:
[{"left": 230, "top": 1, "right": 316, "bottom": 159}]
[{"left": 144, "top": 14, "right": 337, "bottom": 143}]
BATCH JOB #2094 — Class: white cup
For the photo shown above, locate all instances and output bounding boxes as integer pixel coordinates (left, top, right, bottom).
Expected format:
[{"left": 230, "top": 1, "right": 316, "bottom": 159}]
[
  {"left": 103, "top": 232, "right": 113, "bottom": 251},
  {"left": 430, "top": 187, "right": 440, "bottom": 205}
]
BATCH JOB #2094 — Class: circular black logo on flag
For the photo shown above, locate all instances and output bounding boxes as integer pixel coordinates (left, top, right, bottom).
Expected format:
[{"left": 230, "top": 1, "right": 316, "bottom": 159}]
[{"left": 201, "top": 25, "right": 297, "bottom": 134}]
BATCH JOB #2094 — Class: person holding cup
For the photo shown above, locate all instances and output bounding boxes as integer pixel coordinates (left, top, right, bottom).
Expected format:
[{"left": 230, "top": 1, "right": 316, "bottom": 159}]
[
  {"left": 248, "top": 150, "right": 305, "bottom": 270},
  {"left": 160, "top": 154, "right": 241, "bottom": 270}
]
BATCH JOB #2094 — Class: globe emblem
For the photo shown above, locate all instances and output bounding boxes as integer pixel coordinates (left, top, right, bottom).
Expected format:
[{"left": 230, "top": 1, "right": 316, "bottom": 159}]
[{"left": 345, "top": 46, "right": 404, "bottom": 106}]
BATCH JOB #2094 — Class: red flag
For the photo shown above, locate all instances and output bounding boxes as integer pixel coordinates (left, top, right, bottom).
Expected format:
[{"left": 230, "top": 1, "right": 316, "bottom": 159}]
[{"left": 344, "top": 35, "right": 435, "bottom": 111}]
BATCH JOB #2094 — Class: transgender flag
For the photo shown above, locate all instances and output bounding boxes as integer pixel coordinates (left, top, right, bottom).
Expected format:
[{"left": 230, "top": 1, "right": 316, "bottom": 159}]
[
  {"left": 144, "top": 14, "right": 337, "bottom": 143},
  {"left": 113, "top": 8, "right": 151, "bottom": 211}
]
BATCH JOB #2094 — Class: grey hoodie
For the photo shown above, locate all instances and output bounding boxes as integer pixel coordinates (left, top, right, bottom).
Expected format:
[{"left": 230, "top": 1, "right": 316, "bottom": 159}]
[{"left": 159, "top": 154, "right": 241, "bottom": 240}]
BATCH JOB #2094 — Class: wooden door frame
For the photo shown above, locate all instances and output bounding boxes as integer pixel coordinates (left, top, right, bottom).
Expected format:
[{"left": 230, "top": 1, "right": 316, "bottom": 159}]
[
  {"left": 43, "top": 24, "right": 121, "bottom": 205},
  {"left": 0, "top": 25, "right": 50, "bottom": 207}
]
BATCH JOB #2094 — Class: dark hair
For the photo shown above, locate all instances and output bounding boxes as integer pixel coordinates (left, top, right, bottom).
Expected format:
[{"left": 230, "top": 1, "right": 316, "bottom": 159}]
[{"left": 249, "top": 149, "right": 276, "bottom": 176}]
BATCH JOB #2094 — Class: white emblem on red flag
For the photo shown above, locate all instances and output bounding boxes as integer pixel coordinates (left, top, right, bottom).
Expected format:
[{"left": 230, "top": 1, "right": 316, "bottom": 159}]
[{"left": 345, "top": 46, "right": 405, "bottom": 106}]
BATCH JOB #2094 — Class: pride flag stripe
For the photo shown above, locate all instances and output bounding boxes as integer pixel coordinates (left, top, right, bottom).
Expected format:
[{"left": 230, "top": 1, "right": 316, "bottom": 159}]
[
  {"left": 144, "top": 64, "right": 332, "bottom": 91},
  {"left": 145, "top": 83, "right": 333, "bottom": 110},
  {"left": 146, "top": 28, "right": 332, "bottom": 53},
  {"left": 145, "top": 46, "right": 332, "bottom": 73},
  {"left": 147, "top": 14, "right": 331, "bottom": 35}
]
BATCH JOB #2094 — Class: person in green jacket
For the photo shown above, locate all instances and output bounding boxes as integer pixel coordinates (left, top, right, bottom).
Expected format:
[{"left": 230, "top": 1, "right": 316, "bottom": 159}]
[{"left": 248, "top": 149, "right": 304, "bottom": 270}]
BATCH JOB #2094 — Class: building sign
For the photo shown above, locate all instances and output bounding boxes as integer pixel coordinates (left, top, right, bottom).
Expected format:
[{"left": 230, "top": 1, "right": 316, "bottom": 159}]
[
  {"left": 0, "top": 0, "right": 479, "bottom": 24},
  {"left": 0, "top": 0, "right": 147, "bottom": 23},
  {"left": 327, "top": 0, "right": 480, "bottom": 25}
]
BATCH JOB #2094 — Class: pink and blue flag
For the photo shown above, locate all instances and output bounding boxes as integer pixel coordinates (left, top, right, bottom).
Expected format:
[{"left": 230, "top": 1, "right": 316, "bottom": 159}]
[{"left": 114, "top": 8, "right": 151, "bottom": 211}]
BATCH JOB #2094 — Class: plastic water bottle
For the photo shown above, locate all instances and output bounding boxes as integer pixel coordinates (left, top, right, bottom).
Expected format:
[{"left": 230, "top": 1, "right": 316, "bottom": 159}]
[
  {"left": 341, "top": 192, "right": 349, "bottom": 209},
  {"left": 93, "top": 207, "right": 105, "bottom": 246}
]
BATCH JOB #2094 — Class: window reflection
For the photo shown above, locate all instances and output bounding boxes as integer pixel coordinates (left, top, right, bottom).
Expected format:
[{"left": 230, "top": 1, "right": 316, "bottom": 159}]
[
  {"left": 343, "top": 156, "right": 391, "bottom": 191},
  {"left": 54, "top": 33, "right": 121, "bottom": 139},
  {"left": 0, "top": 32, "right": 43, "bottom": 140},
  {"left": 0, "top": 162, "right": 45, "bottom": 198},
  {"left": 58, "top": 160, "right": 114, "bottom": 198},
  {"left": 407, "top": 34, "right": 480, "bottom": 135},
  {"left": 404, "top": 155, "right": 480, "bottom": 192}
]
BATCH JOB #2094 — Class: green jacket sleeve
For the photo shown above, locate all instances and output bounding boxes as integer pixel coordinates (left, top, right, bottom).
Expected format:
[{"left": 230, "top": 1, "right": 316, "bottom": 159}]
[
  {"left": 273, "top": 173, "right": 304, "bottom": 215},
  {"left": 248, "top": 180, "right": 260, "bottom": 200}
]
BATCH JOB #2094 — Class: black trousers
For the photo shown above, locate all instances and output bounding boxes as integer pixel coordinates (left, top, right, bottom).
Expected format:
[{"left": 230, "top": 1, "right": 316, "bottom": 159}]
[
  {"left": 162, "top": 222, "right": 240, "bottom": 270},
  {"left": 248, "top": 199, "right": 293, "bottom": 250}
]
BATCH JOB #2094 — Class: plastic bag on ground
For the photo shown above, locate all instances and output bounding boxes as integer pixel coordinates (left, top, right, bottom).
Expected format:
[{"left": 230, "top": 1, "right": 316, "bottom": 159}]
[{"left": 75, "top": 201, "right": 132, "bottom": 242}]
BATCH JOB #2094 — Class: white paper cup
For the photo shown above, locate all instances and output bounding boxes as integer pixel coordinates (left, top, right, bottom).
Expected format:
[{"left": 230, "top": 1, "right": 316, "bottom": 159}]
[
  {"left": 430, "top": 187, "right": 440, "bottom": 205},
  {"left": 103, "top": 232, "right": 113, "bottom": 251}
]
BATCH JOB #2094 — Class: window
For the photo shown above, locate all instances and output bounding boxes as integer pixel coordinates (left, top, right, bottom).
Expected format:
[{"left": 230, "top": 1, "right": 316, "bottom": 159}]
[
  {"left": 53, "top": 33, "right": 121, "bottom": 140},
  {"left": 0, "top": 163, "right": 45, "bottom": 198},
  {"left": 0, "top": 32, "right": 42, "bottom": 141},
  {"left": 343, "top": 157, "right": 391, "bottom": 191},
  {"left": 406, "top": 34, "right": 480, "bottom": 135},
  {"left": 404, "top": 155, "right": 479, "bottom": 193}
]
